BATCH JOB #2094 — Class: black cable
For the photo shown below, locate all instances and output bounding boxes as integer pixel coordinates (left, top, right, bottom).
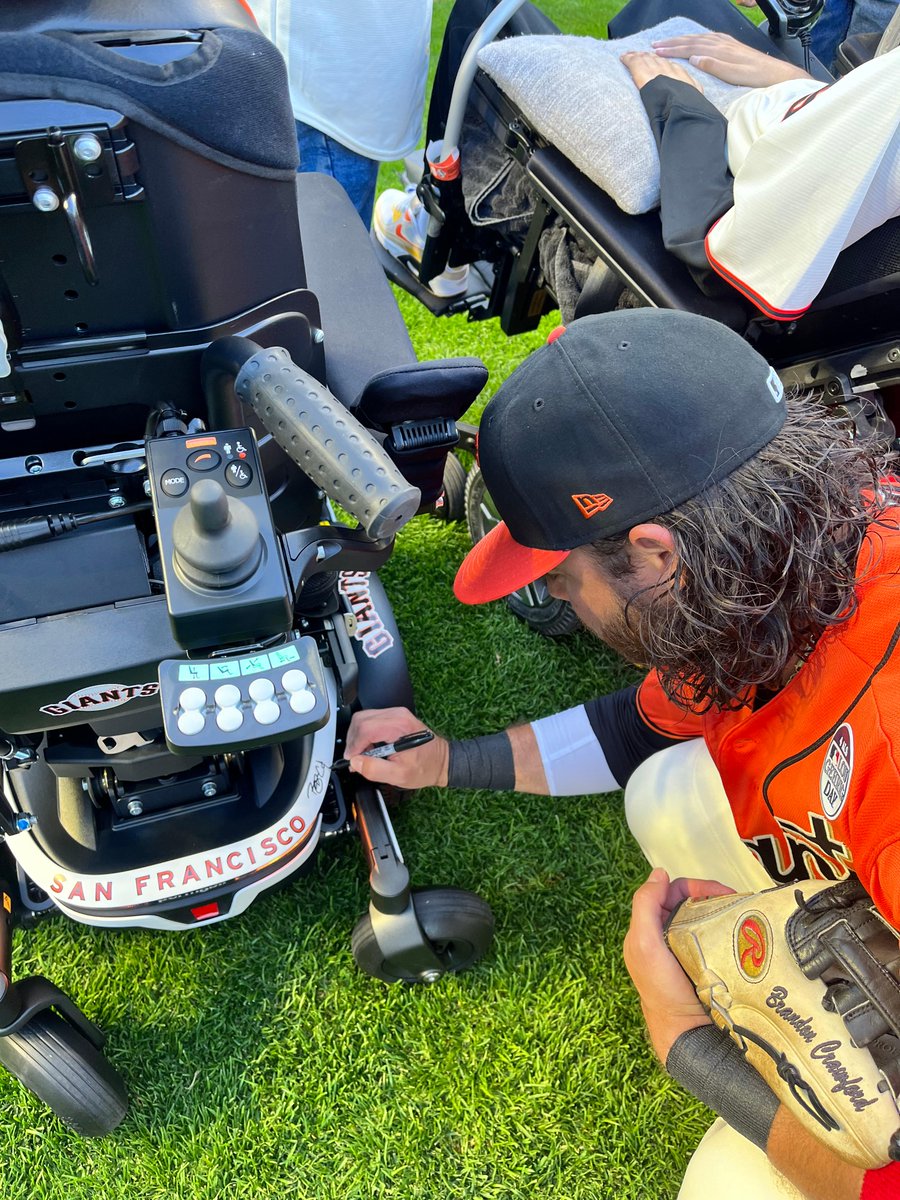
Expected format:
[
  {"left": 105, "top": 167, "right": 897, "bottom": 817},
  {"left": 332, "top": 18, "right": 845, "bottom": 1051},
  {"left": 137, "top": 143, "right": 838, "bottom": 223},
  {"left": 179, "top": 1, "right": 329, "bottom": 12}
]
[{"left": 0, "top": 502, "right": 151, "bottom": 553}]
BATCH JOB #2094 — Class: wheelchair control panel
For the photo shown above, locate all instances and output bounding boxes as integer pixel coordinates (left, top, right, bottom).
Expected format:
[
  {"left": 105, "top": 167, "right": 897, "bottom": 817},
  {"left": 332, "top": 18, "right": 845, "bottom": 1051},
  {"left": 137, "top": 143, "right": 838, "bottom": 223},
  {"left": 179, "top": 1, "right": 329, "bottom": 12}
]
[
  {"left": 158, "top": 635, "right": 330, "bottom": 755},
  {"left": 146, "top": 427, "right": 293, "bottom": 651}
]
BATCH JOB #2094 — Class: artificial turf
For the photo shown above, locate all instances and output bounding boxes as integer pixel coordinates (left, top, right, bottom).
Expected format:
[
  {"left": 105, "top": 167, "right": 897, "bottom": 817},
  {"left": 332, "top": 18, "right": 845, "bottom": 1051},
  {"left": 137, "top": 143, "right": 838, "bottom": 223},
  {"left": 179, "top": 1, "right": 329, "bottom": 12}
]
[{"left": 0, "top": 2, "right": 714, "bottom": 1195}]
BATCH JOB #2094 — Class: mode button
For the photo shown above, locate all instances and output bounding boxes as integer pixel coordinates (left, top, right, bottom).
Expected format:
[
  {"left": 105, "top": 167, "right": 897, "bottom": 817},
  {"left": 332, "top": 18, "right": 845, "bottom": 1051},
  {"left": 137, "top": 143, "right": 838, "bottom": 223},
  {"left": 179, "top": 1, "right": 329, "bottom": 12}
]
[{"left": 160, "top": 468, "right": 188, "bottom": 497}]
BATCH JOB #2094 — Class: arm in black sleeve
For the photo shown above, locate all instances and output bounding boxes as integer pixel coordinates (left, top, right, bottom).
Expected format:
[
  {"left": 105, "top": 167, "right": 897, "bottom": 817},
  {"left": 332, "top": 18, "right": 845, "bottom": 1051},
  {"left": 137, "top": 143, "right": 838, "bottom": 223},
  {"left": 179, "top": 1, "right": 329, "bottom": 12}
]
[
  {"left": 584, "top": 684, "right": 688, "bottom": 787},
  {"left": 639, "top": 75, "right": 735, "bottom": 287}
]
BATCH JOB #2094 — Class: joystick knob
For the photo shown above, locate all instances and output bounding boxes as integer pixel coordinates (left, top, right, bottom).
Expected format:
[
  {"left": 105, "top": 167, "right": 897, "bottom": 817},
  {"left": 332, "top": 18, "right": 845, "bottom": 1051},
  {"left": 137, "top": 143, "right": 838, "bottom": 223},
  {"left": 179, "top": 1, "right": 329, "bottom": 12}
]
[{"left": 172, "top": 478, "right": 263, "bottom": 589}]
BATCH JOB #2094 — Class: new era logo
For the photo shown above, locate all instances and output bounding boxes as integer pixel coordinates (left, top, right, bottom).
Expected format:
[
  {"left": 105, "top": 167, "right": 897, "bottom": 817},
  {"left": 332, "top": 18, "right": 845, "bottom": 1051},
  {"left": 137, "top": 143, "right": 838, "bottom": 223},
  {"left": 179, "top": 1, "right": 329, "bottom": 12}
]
[{"left": 572, "top": 493, "right": 613, "bottom": 518}]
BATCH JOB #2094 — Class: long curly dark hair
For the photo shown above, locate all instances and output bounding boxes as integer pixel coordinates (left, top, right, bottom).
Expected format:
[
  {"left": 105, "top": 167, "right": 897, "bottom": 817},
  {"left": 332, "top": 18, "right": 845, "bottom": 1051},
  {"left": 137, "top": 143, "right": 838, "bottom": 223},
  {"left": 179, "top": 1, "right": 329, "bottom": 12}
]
[{"left": 589, "top": 396, "right": 895, "bottom": 712}]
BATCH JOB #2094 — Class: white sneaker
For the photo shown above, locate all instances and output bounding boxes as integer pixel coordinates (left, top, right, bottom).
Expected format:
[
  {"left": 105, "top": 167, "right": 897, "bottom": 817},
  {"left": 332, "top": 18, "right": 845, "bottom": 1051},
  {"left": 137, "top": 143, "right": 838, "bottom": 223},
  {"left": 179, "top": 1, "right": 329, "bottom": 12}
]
[{"left": 373, "top": 187, "right": 470, "bottom": 298}]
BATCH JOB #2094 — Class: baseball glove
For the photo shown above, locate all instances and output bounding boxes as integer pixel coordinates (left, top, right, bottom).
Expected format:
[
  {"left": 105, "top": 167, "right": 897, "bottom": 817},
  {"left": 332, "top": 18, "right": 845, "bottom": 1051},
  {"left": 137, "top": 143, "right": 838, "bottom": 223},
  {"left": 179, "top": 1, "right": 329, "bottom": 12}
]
[{"left": 664, "top": 876, "right": 900, "bottom": 1169}]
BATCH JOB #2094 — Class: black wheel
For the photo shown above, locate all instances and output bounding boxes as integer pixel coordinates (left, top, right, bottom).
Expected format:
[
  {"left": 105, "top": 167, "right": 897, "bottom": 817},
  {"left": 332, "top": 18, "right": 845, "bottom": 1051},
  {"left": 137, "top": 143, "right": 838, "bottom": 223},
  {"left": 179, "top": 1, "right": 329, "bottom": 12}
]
[
  {"left": 464, "top": 464, "right": 580, "bottom": 638},
  {"left": 351, "top": 887, "right": 494, "bottom": 984},
  {"left": 432, "top": 452, "right": 467, "bottom": 522},
  {"left": 0, "top": 1011, "right": 128, "bottom": 1137}
]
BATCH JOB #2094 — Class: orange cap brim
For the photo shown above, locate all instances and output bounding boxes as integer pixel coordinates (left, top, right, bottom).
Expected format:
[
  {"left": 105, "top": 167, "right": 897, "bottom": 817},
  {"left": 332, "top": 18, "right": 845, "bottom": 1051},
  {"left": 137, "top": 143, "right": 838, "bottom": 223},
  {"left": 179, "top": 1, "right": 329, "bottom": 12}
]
[{"left": 454, "top": 520, "right": 570, "bottom": 605}]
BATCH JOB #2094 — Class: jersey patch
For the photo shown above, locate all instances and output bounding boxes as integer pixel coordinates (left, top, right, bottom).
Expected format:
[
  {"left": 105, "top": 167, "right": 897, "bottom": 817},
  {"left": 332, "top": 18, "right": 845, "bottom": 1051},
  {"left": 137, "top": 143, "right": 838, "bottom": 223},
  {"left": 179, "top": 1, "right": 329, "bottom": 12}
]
[{"left": 820, "top": 724, "right": 854, "bottom": 820}]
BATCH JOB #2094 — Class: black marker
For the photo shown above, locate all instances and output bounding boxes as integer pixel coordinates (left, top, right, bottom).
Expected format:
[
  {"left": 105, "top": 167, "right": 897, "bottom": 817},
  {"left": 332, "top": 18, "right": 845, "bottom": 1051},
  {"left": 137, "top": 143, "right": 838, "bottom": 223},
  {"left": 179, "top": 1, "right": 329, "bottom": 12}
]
[{"left": 330, "top": 729, "right": 435, "bottom": 771}]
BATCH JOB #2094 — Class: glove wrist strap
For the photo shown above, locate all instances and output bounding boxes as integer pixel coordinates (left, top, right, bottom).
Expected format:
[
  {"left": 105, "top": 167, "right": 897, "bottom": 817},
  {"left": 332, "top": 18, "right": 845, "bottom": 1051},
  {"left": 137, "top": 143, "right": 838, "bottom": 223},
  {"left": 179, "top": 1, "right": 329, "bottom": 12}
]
[{"left": 666, "top": 1023, "right": 780, "bottom": 1151}]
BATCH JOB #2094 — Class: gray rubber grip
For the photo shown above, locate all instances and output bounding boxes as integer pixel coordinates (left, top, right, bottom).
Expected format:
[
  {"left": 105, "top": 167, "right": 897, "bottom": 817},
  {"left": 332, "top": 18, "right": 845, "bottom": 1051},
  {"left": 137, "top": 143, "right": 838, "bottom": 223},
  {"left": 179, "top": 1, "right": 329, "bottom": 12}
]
[{"left": 235, "top": 346, "right": 421, "bottom": 541}]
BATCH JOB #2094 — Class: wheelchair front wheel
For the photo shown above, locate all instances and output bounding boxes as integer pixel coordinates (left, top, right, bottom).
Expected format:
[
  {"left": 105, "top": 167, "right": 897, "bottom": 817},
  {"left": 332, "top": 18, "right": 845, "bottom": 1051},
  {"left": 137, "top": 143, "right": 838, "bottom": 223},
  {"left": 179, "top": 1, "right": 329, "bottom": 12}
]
[
  {"left": 351, "top": 887, "right": 494, "bottom": 984},
  {"left": 464, "top": 465, "right": 579, "bottom": 638},
  {"left": 0, "top": 1011, "right": 128, "bottom": 1137},
  {"left": 432, "top": 452, "right": 467, "bottom": 523}
]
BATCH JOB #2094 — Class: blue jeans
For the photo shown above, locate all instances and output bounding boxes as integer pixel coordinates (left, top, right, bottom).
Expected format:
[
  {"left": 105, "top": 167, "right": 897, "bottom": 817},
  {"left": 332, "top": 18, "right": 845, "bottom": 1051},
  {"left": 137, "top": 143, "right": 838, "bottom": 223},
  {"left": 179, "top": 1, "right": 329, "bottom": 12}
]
[
  {"left": 295, "top": 121, "right": 380, "bottom": 228},
  {"left": 809, "top": 0, "right": 898, "bottom": 68}
]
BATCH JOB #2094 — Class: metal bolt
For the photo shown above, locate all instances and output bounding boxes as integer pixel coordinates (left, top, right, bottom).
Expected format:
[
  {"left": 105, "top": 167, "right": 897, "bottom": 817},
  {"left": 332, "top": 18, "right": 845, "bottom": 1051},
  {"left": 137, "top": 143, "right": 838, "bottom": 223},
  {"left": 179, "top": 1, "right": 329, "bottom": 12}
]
[
  {"left": 312, "top": 328, "right": 325, "bottom": 344},
  {"left": 826, "top": 379, "right": 843, "bottom": 397},
  {"left": 127, "top": 800, "right": 144, "bottom": 817},
  {"left": 889, "top": 348, "right": 900, "bottom": 363},
  {"left": 419, "top": 969, "right": 442, "bottom": 984},
  {"left": 73, "top": 134, "right": 103, "bottom": 163},
  {"left": 143, "top": 479, "right": 152, "bottom": 497},
  {"left": 202, "top": 781, "right": 217, "bottom": 798},
  {"left": 108, "top": 494, "right": 126, "bottom": 509},
  {"left": 14, "top": 813, "right": 36, "bottom": 831},
  {"left": 32, "top": 186, "right": 60, "bottom": 213},
  {"left": 25, "top": 456, "right": 43, "bottom": 475}
]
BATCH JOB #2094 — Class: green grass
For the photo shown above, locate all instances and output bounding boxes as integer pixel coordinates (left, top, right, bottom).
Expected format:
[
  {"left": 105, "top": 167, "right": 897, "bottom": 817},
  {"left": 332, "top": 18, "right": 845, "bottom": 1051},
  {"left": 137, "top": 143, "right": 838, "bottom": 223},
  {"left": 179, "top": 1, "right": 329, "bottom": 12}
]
[{"left": 0, "top": 4, "right": 713, "bottom": 1196}]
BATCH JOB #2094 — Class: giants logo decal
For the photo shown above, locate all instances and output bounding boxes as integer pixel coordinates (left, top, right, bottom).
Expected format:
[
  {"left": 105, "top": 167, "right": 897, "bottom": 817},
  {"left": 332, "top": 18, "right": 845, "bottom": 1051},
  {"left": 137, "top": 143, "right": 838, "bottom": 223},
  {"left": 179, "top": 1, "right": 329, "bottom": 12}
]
[
  {"left": 338, "top": 572, "right": 394, "bottom": 659},
  {"left": 41, "top": 682, "right": 159, "bottom": 718},
  {"left": 745, "top": 813, "right": 852, "bottom": 884}
]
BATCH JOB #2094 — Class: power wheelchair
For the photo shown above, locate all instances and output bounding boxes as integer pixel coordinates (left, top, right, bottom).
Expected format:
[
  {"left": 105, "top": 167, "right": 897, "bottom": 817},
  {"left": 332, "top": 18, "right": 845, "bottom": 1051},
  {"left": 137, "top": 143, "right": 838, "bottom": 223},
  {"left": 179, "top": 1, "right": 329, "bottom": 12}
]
[{"left": 0, "top": 0, "right": 495, "bottom": 1136}]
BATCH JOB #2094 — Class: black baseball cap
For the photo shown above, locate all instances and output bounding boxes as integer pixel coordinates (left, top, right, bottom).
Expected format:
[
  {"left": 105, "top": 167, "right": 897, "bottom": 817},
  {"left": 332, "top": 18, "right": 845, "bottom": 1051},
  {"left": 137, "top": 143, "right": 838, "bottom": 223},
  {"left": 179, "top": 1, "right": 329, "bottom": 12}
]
[{"left": 455, "top": 309, "right": 786, "bottom": 604}]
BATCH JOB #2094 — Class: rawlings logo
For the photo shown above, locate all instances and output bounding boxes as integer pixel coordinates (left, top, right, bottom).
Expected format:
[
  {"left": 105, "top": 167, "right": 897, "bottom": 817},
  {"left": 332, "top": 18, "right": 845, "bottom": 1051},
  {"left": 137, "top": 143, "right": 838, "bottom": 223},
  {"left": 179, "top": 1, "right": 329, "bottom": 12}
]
[
  {"left": 571, "top": 493, "right": 613, "bottom": 519},
  {"left": 735, "top": 912, "right": 771, "bottom": 981}
]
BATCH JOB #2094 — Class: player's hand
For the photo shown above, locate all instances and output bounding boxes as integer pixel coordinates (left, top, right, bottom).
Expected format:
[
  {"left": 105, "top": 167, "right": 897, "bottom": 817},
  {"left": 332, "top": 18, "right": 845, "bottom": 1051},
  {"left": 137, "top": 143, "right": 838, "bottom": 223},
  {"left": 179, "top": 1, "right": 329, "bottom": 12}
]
[
  {"left": 623, "top": 869, "right": 734, "bottom": 1061},
  {"left": 344, "top": 706, "right": 450, "bottom": 789},
  {"left": 651, "top": 32, "right": 814, "bottom": 86},
  {"left": 620, "top": 50, "right": 704, "bottom": 92}
]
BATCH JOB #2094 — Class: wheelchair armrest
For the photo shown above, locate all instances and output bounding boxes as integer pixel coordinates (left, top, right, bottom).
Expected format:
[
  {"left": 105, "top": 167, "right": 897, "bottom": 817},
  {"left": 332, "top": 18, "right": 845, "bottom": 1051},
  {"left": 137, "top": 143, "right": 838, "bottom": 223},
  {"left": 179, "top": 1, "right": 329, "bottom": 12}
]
[
  {"left": 526, "top": 145, "right": 751, "bottom": 331},
  {"left": 833, "top": 31, "right": 882, "bottom": 74},
  {"left": 296, "top": 172, "right": 416, "bottom": 408}
]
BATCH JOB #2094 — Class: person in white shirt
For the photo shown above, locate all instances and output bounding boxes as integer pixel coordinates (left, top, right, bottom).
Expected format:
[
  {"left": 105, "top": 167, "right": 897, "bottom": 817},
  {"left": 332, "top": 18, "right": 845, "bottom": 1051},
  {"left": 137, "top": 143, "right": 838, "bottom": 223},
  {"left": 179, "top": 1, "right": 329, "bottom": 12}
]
[{"left": 250, "top": 1, "right": 432, "bottom": 225}]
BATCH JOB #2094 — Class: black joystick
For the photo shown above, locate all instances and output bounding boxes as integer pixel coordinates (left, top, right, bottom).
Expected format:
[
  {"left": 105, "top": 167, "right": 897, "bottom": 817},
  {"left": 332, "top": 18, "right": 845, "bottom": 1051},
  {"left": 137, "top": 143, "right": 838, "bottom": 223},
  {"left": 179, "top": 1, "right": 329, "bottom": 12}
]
[
  {"left": 172, "top": 477, "right": 262, "bottom": 589},
  {"left": 147, "top": 427, "right": 292, "bottom": 649}
]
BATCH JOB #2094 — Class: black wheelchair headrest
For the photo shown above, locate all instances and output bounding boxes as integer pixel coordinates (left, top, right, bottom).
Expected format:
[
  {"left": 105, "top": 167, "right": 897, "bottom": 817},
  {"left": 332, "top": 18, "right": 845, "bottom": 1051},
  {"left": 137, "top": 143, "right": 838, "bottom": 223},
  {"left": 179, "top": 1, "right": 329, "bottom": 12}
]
[{"left": 0, "top": 0, "right": 257, "bottom": 35}]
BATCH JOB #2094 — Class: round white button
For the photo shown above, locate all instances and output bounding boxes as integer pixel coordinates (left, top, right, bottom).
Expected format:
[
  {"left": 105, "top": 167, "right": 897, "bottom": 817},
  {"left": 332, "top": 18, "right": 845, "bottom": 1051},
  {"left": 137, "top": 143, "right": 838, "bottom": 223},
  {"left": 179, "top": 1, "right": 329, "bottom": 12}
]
[
  {"left": 281, "top": 669, "right": 308, "bottom": 694},
  {"left": 179, "top": 687, "right": 207, "bottom": 711},
  {"left": 253, "top": 699, "right": 280, "bottom": 726},
  {"left": 177, "top": 709, "right": 205, "bottom": 736},
  {"left": 216, "top": 706, "right": 244, "bottom": 733},
  {"left": 289, "top": 689, "right": 316, "bottom": 714},
  {"left": 248, "top": 677, "right": 275, "bottom": 703},
  {"left": 214, "top": 684, "right": 242, "bottom": 708}
]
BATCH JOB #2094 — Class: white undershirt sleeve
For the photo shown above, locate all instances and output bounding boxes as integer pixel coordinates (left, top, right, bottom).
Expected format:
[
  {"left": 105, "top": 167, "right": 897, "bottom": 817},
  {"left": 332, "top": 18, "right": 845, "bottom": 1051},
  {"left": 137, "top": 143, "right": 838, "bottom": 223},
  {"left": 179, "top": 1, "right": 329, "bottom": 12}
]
[{"left": 530, "top": 704, "right": 620, "bottom": 796}]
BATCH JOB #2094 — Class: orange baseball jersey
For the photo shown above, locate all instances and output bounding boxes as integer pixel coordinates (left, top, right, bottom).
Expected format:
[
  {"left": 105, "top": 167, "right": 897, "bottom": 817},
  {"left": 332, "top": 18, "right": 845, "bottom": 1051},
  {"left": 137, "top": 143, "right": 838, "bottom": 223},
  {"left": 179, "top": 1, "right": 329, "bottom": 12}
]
[{"left": 637, "top": 510, "right": 900, "bottom": 928}]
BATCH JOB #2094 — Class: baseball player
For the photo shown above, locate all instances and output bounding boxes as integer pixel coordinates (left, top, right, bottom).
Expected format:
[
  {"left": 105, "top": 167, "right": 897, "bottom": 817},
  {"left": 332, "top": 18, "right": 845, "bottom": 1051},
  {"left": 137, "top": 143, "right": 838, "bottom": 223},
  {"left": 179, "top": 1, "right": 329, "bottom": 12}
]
[{"left": 345, "top": 309, "right": 900, "bottom": 1198}]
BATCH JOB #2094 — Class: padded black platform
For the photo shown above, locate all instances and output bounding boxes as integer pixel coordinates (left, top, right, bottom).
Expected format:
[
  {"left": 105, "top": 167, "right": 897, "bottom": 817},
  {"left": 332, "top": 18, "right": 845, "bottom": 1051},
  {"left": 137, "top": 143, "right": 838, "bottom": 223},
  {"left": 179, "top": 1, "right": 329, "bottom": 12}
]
[
  {"left": 296, "top": 172, "right": 416, "bottom": 407},
  {"left": 527, "top": 146, "right": 751, "bottom": 330}
]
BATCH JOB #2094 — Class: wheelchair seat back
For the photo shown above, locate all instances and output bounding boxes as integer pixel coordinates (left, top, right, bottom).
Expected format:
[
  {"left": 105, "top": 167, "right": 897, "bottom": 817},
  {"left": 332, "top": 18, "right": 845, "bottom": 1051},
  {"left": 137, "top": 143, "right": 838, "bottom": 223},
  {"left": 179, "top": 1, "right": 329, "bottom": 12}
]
[{"left": 0, "top": 0, "right": 323, "bottom": 454}]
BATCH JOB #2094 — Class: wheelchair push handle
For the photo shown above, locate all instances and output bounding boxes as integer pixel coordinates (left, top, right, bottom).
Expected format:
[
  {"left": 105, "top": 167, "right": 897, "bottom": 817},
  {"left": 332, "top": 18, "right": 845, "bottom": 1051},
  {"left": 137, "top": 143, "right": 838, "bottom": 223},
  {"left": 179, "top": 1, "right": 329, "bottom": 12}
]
[{"left": 234, "top": 346, "right": 420, "bottom": 542}]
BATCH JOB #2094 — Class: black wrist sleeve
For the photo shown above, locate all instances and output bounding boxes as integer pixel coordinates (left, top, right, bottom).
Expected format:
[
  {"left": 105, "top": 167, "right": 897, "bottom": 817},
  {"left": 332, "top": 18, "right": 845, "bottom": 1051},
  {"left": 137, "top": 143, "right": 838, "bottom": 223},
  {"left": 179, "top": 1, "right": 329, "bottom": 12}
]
[{"left": 447, "top": 732, "right": 516, "bottom": 791}]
